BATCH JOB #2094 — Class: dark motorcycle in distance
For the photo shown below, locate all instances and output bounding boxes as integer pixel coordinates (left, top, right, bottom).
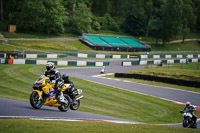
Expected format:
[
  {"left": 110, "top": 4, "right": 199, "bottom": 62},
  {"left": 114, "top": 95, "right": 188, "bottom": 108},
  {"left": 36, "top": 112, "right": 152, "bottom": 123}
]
[{"left": 180, "top": 110, "right": 197, "bottom": 128}]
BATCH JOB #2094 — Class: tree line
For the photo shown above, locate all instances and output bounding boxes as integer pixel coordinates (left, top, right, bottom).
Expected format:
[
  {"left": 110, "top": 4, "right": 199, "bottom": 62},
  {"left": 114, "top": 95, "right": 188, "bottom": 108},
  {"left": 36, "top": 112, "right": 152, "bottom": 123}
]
[{"left": 0, "top": 0, "right": 200, "bottom": 44}]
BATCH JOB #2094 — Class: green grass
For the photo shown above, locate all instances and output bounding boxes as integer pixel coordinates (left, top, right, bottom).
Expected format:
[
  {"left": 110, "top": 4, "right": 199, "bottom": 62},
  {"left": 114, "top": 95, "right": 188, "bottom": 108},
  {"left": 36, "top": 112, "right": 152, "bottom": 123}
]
[
  {"left": 0, "top": 40, "right": 93, "bottom": 54},
  {"left": 127, "top": 63, "right": 200, "bottom": 82},
  {"left": 0, "top": 42, "right": 22, "bottom": 52},
  {"left": 141, "top": 32, "right": 200, "bottom": 42},
  {"left": 1, "top": 119, "right": 199, "bottom": 133},
  {"left": 150, "top": 41, "right": 200, "bottom": 51},
  {"left": 0, "top": 64, "right": 194, "bottom": 124},
  {"left": 0, "top": 40, "right": 139, "bottom": 55},
  {"left": 9, "top": 40, "right": 92, "bottom": 52}
]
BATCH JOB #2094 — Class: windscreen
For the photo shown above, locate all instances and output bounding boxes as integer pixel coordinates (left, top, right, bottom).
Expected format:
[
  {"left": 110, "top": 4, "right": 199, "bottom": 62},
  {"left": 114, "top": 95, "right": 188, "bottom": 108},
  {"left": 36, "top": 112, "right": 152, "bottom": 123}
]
[{"left": 38, "top": 75, "right": 46, "bottom": 81}]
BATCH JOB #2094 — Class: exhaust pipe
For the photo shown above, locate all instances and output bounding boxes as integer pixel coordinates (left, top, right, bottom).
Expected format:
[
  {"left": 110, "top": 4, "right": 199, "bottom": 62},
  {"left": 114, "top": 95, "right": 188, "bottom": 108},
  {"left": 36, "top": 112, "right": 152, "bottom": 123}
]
[{"left": 76, "top": 95, "right": 84, "bottom": 100}]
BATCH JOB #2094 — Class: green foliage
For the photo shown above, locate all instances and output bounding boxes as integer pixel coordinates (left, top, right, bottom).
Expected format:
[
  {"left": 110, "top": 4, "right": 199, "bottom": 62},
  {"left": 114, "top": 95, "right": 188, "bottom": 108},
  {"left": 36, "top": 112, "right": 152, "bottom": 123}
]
[
  {"left": 192, "top": 0, "right": 200, "bottom": 31},
  {"left": 104, "top": 14, "right": 119, "bottom": 31},
  {"left": 96, "top": 16, "right": 107, "bottom": 30},
  {"left": 160, "top": 0, "right": 184, "bottom": 44},
  {"left": 149, "top": 18, "right": 162, "bottom": 42},
  {"left": 91, "top": 0, "right": 111, "bottom": 16},
  {"left": 122, "top": 7, "right": 146, "bottom": 35},
  {"left": 9, "top": 0, "right": 46, "bottom": 32},
  {"left": 42, "top": 0, "right": 68, "bottom": 35},
  {"left": 91, "top": 20, "right": 101, "bottom": 31},
  {"left": 62, "top": 0, "right": 76, "bottom": 12},
  {"left": 181, "top": 0, "right": 196, "bottom": 42},
  {"left": 0, "top": 21, "right": 9, "bottom": 31},
  {"left": 7, "top": 0, "right": 68, "bottom": 34},
  {"left": 68, "top": 3, "right": 92, "bottom": 34},
  {"left": 0, "top": 0, "right": 200, "bottom": 39}
]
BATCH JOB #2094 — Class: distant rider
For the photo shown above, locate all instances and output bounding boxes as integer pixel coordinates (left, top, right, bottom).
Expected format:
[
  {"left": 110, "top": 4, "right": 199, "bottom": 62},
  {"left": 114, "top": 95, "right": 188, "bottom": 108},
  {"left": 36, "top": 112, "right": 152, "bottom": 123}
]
[
  {"left": 44, "top": 62, "right": 66, "bottom": 103},
  {"left": 100, "top": 66, "right": 106, "bottom": 74},
  {"left": 181, "top": 101, "right": 197, "bottom": 124}
]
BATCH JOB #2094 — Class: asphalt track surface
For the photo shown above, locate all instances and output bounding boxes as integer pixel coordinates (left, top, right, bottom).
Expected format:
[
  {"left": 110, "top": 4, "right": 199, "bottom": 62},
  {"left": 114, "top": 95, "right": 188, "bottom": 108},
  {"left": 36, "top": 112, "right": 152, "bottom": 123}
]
[
  {"left": 0, "top": 97, "right": 138, "bottom": 123},
  {"left": 0, "top": 60, "right": 199, "bottom": 128}
]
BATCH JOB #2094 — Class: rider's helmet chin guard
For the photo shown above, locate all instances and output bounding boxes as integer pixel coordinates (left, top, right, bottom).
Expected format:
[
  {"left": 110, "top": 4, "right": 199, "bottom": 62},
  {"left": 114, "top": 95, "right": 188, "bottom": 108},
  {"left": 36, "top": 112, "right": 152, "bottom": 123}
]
[
  {"left": 46, "top": 62, "right": 54, "bottom": 72},
  {"left": 186, "top": 101, "right": 191, "bottom": 107}
]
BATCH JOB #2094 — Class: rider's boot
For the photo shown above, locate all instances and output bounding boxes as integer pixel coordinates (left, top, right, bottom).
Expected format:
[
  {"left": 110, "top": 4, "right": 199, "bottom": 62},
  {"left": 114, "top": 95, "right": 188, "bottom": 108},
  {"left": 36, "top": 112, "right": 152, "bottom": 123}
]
[
  {"left": 59, "top": 91, "right": 68, "bottom": 104},
  {"left": 71, "top": 89, "right": 78, "bottom": 99}
]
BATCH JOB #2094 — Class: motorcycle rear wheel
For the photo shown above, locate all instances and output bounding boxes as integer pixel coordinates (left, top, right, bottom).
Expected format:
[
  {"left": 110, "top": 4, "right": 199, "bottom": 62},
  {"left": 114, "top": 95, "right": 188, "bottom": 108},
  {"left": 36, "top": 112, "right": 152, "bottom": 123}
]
[
  {"left": 58, "top": 94, "right": 70, "bottom": 112},
  {"left": 30, "top": 91, "right": 43, "bottom": 109},
  {"left": 70, "top": 99, "right": 80, "bottom": 110}
]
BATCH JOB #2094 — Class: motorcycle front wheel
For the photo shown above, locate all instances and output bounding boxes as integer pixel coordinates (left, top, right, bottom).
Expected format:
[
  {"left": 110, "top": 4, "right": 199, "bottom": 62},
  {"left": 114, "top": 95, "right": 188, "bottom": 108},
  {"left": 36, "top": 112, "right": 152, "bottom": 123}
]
[
  {"left": 30, "top": 91, "right": 43, "bottom": 109},
  {"left": 58, "top": 94, "right": 70, "bottom": 112},
  {"left": 70, "top": 99, "right": 80, "bottom": 110},
  {"left": 183, "top": 117, "right": 191, "bottom": 128}
]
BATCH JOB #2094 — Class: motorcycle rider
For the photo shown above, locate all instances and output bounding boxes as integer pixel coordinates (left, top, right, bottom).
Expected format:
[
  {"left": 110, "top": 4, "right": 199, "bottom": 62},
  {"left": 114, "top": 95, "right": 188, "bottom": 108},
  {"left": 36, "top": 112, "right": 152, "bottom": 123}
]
[
  {"left": 62, "top": 74, "right": 78, "bottom": 99},
  {"left": 100, "top": 66, "right": 106, "bottom": 74},
  {"left": 44, "top": 62, "right": 66, "bottom": 103},
  {"left": 181, "top": 101, "right": 197, "bottom": 125}
]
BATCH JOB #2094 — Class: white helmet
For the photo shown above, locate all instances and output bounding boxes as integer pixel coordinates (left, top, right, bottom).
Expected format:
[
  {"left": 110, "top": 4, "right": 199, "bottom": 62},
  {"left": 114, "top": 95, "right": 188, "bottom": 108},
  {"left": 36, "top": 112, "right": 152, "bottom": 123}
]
[
  {"left": 186, "top": 101, "right": 191, "bottom": 107},
  {"left": 46, "top": 62, "right": 55, "bottom": 72}
]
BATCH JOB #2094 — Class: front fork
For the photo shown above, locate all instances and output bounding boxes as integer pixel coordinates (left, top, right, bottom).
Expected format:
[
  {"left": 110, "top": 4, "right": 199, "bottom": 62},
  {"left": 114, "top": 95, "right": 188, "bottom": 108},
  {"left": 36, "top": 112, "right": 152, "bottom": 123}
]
[{"left": 33, "top": 90, "right": 43, "bottom": 100}]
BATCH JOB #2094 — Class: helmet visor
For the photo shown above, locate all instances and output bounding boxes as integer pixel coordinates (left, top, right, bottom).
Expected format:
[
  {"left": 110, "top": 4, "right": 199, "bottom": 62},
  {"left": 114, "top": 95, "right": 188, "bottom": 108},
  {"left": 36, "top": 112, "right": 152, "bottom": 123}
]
[{"left": 46, "top": 66, "right": 51, "bottom": 71}]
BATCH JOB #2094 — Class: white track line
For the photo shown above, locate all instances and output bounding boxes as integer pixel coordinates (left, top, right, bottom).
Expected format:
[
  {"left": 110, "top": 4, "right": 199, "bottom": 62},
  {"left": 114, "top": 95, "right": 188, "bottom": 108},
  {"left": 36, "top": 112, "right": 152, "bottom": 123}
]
[{"left": 0, "top": 116, "right": 141, "bottom": 124}]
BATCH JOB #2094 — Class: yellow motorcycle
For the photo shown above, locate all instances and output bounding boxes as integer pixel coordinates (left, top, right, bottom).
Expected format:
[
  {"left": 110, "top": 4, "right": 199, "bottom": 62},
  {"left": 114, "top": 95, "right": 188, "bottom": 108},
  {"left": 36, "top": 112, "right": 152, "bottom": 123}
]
[{"left": 30, "top": 75, "right": 83, "bottom": 112}]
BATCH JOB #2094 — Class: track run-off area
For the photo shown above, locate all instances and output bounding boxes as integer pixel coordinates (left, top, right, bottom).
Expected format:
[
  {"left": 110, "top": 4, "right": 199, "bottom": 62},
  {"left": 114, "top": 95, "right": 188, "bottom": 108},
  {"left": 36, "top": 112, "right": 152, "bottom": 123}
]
[{"left": 0, "top": 60, "right": 199, "bottom": 129}]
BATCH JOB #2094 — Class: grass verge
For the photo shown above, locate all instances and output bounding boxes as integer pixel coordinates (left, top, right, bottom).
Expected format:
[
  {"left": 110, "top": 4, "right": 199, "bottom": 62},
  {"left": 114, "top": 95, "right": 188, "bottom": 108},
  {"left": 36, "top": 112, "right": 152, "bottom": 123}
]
[
  {"left": 150, "top": 41, "right": 200, "bottom": 51},
  {"left": 0, "top": 119, "right": 199, "bottom": 133},
  {"left": 1, "top": 32, "right": 78, "bottom": 38},
  {"left": 0, "top": 40, "right": 139, "bottom": 55},
  {"left": 0, "top": 64, "right": 194, "bottom": 124},
  {"left": 127, "top": 63, "right": 200, "bottom": 82},
  {"left": 7, "top": 40, "right": 93, "bottom": 53}
]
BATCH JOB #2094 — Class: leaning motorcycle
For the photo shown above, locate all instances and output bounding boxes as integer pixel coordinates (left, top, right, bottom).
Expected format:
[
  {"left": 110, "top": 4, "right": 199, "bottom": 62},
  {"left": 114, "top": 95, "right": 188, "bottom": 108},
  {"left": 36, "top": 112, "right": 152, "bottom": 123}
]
[
  {"left": 100, "top": 68, "right": 105, "bottom": 74},
  {"left": 30, "top": 75, "right": 83, "bottom": 112},
  {"left": 180, "top": 111, "right": 197, "bottom": 128}
]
